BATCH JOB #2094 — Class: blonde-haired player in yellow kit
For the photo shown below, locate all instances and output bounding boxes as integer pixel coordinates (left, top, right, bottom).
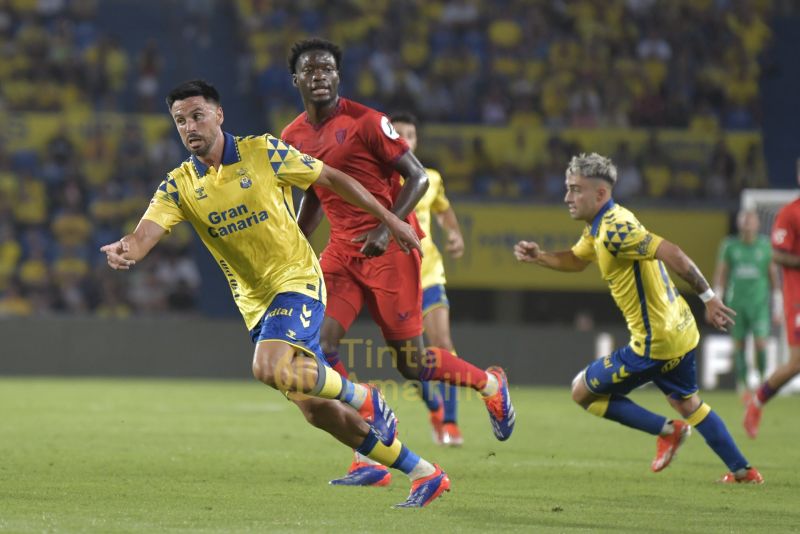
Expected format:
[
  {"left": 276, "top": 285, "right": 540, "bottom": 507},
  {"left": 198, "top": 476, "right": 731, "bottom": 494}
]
[
  {"left": 513, "top": 152, "right": 763, "bottom": 484},
  {"left": 390, "top": 112, "right": 466, "bottom": 446},
  {"left": 100, "top": 80, "right": 450, "bottom": 508}
]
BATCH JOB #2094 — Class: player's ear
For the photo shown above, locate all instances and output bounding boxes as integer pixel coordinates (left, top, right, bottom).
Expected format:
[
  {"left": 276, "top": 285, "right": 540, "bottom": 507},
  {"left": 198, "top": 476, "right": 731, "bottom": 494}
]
[
  {"left": 292, "top": 73, "right": 298, "bottom": 87},
  {"left": 216, "top": 105, "right": 224, "bottom": 126},
  {"left": 595, "top": 182, "right": 608, "bottom": 202}
]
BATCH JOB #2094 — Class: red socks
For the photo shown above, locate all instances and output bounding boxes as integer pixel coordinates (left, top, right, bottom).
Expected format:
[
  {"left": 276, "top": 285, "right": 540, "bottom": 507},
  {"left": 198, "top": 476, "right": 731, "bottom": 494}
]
[
  {"left": 324, "top": 351, "right": 350, "bottom": 378},
  {"left": 420, "top": 347, "right": 488, "bottom": 391}
]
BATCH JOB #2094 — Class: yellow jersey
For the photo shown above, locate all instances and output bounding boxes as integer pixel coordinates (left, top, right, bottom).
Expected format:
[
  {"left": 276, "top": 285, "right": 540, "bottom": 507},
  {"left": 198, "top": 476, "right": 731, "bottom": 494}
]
[
  {"left": 414, "top": 167, "right": 451, "bottom": 288},
  {"left": 571, "top": 200, "right": 699, "bottom": 360},
  {"left": 143, "top": 132, "right": 326, "bottom": 330}
]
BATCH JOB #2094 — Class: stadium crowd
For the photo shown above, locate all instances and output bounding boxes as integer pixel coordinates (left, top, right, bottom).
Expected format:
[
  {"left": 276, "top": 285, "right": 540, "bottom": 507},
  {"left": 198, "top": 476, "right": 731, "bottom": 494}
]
[
  {"left": 235, "top": 0, "right": 773, "bottom": 198},
  {"left": 0, "top": 118, "right": 200, "bottom": 317},
  {"left": 0, "top": 0, "right": 785, "bottom": 317},
  {"left": 238, "top": 0, "right": 772, "bottom": 129}
]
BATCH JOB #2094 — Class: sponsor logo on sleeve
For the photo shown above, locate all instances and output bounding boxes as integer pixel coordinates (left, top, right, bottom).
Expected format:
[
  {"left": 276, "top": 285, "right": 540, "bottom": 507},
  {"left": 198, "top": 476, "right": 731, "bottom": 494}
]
[{"left": 381, "top": 115, "right": 400, "bottom": 140}]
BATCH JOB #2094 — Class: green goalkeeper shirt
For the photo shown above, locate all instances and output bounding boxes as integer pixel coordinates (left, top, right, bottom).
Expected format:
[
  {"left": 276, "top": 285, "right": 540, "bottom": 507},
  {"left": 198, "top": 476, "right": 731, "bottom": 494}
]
[{"left": 717, "top": 235, "right": 773, "bottom": 307}]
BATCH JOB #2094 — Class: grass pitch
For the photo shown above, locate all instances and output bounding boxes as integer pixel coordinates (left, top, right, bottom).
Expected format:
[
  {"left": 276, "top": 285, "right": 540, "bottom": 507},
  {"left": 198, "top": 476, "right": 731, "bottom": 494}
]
[{"left": 2, "top": 378, "right": 799, "bottom": 533}]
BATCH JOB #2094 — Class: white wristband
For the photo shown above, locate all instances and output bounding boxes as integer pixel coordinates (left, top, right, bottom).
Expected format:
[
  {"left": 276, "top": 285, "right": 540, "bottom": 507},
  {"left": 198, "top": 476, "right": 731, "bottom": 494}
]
[{"left": 699, "top": 288, "right": 715, "bottom": 303}]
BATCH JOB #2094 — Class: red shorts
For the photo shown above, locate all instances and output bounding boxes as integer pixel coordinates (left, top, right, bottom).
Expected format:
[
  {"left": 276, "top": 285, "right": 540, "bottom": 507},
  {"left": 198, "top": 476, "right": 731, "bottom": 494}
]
[{"left": 320, "top": 246, "right": 423, "bottom": 340}]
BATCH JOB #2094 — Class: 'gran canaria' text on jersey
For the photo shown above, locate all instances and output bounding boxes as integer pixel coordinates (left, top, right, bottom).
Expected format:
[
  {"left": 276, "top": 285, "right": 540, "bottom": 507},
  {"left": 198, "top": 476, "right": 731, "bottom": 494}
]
[{"left": 207, "top": 204, "right": 269, "bottom": 238}]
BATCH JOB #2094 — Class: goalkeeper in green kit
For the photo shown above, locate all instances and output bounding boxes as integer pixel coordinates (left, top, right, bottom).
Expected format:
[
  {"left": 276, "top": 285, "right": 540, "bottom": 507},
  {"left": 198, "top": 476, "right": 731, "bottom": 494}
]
[{"left": 710, "top": 210, "right": 782, "bottom": 401}]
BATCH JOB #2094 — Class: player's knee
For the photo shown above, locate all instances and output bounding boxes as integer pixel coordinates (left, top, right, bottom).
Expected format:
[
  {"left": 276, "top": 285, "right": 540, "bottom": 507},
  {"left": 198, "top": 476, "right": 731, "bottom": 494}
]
[
  {"left": 251, "top": 351, "right": 287, "bottom": 390},
  {"left": 570, "top": 372, "right": 592, "bottom": 408},
  {"left": 670, "top": 394, "right": 701, "bottom": 418},
  {"left": 252, "top": 357, "right": 277, "bottom": 388}
]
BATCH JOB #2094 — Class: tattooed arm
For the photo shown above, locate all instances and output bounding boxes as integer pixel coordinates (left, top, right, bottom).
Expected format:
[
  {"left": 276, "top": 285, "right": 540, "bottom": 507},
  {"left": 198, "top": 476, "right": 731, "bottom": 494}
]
[{"left": 655, "top": 239, "right": 736, "bottom": 332}]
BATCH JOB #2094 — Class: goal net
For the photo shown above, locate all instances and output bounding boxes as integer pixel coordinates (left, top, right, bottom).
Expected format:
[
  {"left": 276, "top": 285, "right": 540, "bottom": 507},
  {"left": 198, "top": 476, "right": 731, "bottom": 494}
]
[{"left": 740, "top": 188, "right": 800, "bottom": 392}]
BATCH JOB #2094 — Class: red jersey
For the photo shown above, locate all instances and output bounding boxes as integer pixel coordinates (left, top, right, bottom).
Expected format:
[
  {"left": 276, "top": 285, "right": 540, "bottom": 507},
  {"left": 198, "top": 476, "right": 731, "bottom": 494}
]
[
  {"left": 281, "top": 98, "right": 421, "bottom": 256},
  {"left": 773, "top": 197, "right": 800, "bottom": 297}
]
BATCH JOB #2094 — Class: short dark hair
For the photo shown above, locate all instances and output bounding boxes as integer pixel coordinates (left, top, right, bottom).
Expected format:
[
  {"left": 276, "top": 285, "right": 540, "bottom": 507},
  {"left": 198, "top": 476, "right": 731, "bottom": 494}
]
[
  {"left": 389, "top": 111, "right": 419, "bottom": 128},
  {"left": 166, "top": 79, "right": 220, "bottom": 109},
  {"left": 287, "top": 38, "right": 342, "bottom": 74}
]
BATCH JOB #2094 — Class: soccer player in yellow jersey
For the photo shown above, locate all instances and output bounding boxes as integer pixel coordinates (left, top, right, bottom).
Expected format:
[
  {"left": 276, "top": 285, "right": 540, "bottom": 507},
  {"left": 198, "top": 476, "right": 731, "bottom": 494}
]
[
  {"left": 513, "top": 153, "right": 764, "bottom": 484},
  {"left": 100, "top": 80, "right": 450, "bottom": 508},
  {"left": 391, "top": 112, "right": 466, "bottom": 446}
]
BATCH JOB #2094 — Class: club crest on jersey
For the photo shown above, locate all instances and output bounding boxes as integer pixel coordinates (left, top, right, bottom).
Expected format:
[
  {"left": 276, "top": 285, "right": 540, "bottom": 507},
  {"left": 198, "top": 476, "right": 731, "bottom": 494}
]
[
  {"left": 240, "top": 175, "right": 252, "bottom": 189},
  {"left": 381, "top": 115, "right": 399, "bottom": 139},
  {"left": 335, "top": 128, "right": 347, "bottom": 144},
  {"left": 194, "top": 186, "right": 208, "bottom": 200}
]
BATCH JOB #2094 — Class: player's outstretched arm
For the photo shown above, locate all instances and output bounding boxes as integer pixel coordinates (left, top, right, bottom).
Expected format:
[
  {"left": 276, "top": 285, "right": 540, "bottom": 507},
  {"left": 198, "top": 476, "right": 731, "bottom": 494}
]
[
  {"left": 297, "top": 187, "right": 324, "bottom": 238},
  {"left": 655, "top": 239, "right": 736, "bottom": 331},
  {"left": 513, "top": 240, "right": 590, "bottom": 272},
  {"left": 773, "top": 248, "right": 800, "bottom": 268},
  {"left": 100, "top": 219, "right": 166, "bottom": 270},
  {"left": 315, "top": 164, "right": 422, "bottom": 255},
  {"left": 435, "top": 207, "right": 464, "bottom": 259}
]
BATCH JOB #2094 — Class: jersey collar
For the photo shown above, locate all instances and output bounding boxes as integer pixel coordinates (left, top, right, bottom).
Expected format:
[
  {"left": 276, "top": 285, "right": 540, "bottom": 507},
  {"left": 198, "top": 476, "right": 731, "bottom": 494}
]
[
  {"left": 590, "top": 198, "right": 615, "bottom": 237},
  {"left": 190, "top": 132, "right": 241, "bottom": 177},
  {"left": 304, "top": 98, "right": 343, "bottom": 131}
]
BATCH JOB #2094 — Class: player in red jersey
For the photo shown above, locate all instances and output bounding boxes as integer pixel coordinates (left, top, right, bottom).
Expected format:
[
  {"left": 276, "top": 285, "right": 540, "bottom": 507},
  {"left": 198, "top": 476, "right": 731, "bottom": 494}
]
[
  {"left": 744, "top": 161, "right": 800, "bottom": 438},
  {"left": 281, "top": 38, "right": 515, "bottom": 486}
]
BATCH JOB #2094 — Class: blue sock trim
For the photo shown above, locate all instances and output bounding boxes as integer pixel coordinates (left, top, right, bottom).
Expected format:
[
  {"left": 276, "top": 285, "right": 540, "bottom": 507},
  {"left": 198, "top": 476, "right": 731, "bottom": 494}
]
[
  {"left": 420, "top": 381, "right": 441, "bottom": 411},
  {"left": 604, "top": 394, "right": 666, "bottom": 435},
  {"left": 356, "top": 431, "right": 379, "bottom": 456},
  {"left": 390, "top": 445, "right": 420, "bottom": 475},
  {"left": 338, "top": 378, "right": 355, "bottom": 404},
  {"left": 695, "top": 410, "right": 749, "bottom": 472},
  {"left": 441, "top": 382, "right": 458, "bottom": 423}
]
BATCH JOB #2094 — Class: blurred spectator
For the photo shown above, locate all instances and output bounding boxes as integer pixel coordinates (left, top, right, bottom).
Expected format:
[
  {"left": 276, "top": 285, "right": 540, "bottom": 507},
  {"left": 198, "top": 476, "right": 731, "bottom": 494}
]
[
  {"left": 0, "top": 280, "right": 32, "bottom": 317},
  {"left": 737, "top": 142, "right": 768, "bottom": 191},
  {"left": 148, "top": 129, "right": 183, "bottom": 171},
  {"left": 706, "top": 136, "right": 737, "bottom": 198},
  {"left": 94, "top": 273, "right": 131, "bottom": 318},
  {"left": 638, "top": 131, "right": 673, "bottom": 198},
  {"left": 236, "top": 0, "right": 774, "bottom": 133},
  {"left": 135, "top": 39, "right": 163, "bottom": 112},
  {"left": 612, "top": 142, "right": 643, "bottom": 201},
  {"left": 182, "top": 0, "right": 214, "bottom": 49},
  {"left": 154, "top": 242, "right": 201, "bottom": 312},
  {"left": 0, "top": 0, "right": 783, "bottom": 319}
]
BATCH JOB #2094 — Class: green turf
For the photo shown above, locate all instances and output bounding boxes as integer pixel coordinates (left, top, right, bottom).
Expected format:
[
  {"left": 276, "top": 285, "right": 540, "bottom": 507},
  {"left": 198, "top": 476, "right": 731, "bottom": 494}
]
[{"left": 1, "top": 378, "right": 799, "bottom": 533}]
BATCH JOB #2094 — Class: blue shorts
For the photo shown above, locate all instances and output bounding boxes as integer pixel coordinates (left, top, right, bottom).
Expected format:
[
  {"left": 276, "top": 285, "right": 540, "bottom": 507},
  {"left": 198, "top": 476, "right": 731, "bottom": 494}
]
[
  {"left": 422, "top": 284, "right": 449, "bottom": 316},
  {"left": 583, "top": 345, "right": 698, "bottom": 399},
  {"left": 249, "top": 292, "right": 327, "bottom": 364}
]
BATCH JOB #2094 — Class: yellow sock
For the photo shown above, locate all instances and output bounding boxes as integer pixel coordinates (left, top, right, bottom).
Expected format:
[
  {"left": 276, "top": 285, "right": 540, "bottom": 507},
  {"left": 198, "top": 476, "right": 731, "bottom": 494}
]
[
  {"left": 309, "top": 362, "right": 367, "bottom": 409},
  {"left": 311, "top": 364, "right": 344, "bottom": 398}
]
